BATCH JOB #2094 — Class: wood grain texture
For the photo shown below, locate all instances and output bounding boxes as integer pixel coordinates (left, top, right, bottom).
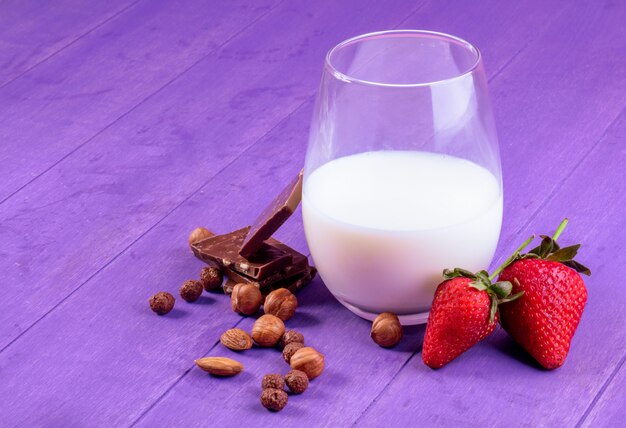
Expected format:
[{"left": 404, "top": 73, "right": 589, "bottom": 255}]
[
  {"left": 0, "top": 0, "right": 135, "bottom": 86},
  {"left": 580, "top": 359, "right": 626, "bottom": 427},
  {"left": 0, "top": 0, "right": 418, "bottom": 425},
  {"left": 0, "top": 0, "right": 624, "bottom": 426},
  {"left": 0, "top": 0, "right": 280, "bottom": 203}
]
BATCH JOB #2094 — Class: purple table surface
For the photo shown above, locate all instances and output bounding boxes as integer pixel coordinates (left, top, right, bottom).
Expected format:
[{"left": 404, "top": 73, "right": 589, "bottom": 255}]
[{"left": 0, "top": 0, "right": 624, "bottom": 426}]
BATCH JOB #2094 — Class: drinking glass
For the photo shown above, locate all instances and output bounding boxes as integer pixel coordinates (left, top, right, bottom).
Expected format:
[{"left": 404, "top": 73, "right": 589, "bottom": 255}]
[{"left": 302, "top": 30, "right": 503, "bottom": 325}]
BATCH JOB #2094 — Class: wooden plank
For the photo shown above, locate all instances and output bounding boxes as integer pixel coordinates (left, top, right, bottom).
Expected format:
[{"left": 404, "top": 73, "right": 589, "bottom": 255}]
[
  {"left": 0, "top": 0, "right": 281, "bottom": 203},
  {"left": 0, "top": 0, "right": 622, "bottom": 426},
  {"left": 0, "top": 0, "right": 419, "bottom": 425},
  {"left": 0, "top": 0, "right": 418, "bottom": 352},
  {"left": 356, "top": 111, "right": 626, "bottom": 426},
  {"left": 580, "top": 360, "right": 626, "bottom": 427},
  {"left": 0, "top": 0, "right": 135, "bottom": 86}
]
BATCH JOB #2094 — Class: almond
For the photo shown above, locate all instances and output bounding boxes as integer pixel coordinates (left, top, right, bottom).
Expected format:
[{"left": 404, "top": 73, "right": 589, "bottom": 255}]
[
  {"left": 220, "top": 328, "right": 253, "bottom": 351},
  {"left": 195, "top": 357, "right": 243, "bottom": 376}
]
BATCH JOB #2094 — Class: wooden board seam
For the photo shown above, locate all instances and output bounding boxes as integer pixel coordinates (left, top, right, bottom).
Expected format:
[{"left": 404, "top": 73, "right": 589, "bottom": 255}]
[
  {"left": 0, "top": 0, "right": 143, "bottom": 91},
  {"left": 575, "top": 335, "right": 626, "bottom": 426},
  {"left": 0, "top": 94, "right": 311, "bottom": 356},
  {"left": 0, "top": 0, "right": 286, "bottom": 207}
]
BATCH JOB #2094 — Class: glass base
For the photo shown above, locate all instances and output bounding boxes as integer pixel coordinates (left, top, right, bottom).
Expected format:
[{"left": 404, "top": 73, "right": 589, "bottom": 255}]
[{"left": 336, "top": 297, "right": 430, "bottom": 325}]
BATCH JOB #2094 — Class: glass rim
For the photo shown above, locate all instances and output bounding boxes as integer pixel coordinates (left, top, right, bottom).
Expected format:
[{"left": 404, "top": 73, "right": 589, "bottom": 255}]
[{"left": 325, "top": 29, "right": 482, "bottom": 88}]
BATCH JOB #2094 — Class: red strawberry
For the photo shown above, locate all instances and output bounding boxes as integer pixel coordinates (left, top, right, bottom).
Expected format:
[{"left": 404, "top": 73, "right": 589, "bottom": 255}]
[
  {"left": 422, "top": 247, "right": 530, "bottom": 369},
  {"left": 498, "top": 219, "right": 590, "bottom": 369}
]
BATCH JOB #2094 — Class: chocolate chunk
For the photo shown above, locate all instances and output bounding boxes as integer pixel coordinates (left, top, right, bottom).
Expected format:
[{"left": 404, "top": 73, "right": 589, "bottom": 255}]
[
  {"left": 191, "top": 227, "right": 292, "bottom": 279},
  {"left": 265, "top": 266, "right": 316, "bottom": 294},
  {"left": 224, "top": 266, "right": 316, "bottom": 295},
  {"left": 239, "top": 170, "right": 303, "bottom": 258},
  {"left": 223, "top": 259, "right": 308, "bottom": 290}
]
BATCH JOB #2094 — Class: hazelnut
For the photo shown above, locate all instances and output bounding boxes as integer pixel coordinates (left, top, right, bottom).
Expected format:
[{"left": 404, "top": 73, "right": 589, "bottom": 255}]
[
  {"left": 264, "top": 288, "right": 298, "bottom": 321},
  {"left": 200, "top": 266, "right": 223, "bottom": 291},
  {"left": 290, "top": 347, "right": 324, "bottom": 379},
  {"left": 279, "top": 330, "right": 305, "bottom": 350},
  {"left": 149, "top": 292, "right": 175, "bottom": 315},
  {"left": 260, "top": 388, "right": 288, "bottom": 412},
  {"left": 179, "top": 280, "right": 203, "bottom": 302},
  {"left": 285, "top": 369, "right": 309, "bottom": 394},
  {"left": 252, "top": 314, "right": 285, "bottom": 347},
  {"left": 188, "top": 227, "right": 213, "bottom": 245},
  {"left": 261, "top": 374, "right": 285, "bottom": 390},
  {"left": 220, "top": 328, "right": 253, "bottom": 351},
  {"left": 371, "top": 312, "right": 403, "bottom": 347},
  {"left": 282, "top": 342, "right": 304, "bottom": 363},
  {"left": 231, "top": 283, "right": 262, "bottom": 315}
]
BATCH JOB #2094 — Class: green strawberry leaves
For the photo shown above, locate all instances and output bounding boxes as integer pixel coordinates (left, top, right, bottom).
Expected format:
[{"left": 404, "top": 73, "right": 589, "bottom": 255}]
[
  {"left": 491, "top": 281, "right": 513, "bottom": 298},
  {"left": 443, "top": 267, "right": 522, "bottom": 324},
  {"left": 443, "top": 268, "right": 477, "bottom": 280},
  {"left": 519, "top": 219, "right": 591, "bottom": 275}
]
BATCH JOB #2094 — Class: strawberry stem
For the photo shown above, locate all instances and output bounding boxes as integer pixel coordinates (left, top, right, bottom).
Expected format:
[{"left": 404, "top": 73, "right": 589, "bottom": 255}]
[
  {"left": 552, "top": 218, "right": 569, "bottom": 241},
  {"left": 488, "top": 235, "right": 535, "bottom": 281}
]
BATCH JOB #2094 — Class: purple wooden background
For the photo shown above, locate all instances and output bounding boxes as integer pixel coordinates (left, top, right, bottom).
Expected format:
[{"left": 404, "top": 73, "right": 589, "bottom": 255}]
[{"left": 1, "top": 0, "right": 624, "bottom": 426}]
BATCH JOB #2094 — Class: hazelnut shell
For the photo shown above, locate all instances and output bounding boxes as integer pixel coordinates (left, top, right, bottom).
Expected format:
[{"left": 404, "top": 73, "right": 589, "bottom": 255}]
[
  {"left": 188, "top": 227, "right": 213, "bottom": 245},
  {"left": 252, "top": 314, "right": 285, "bottom": 347},
  {"left": 231, "top": 283, "right": 262, "bottom": 315},
  {"left": 371, "top": 312, "right": 403, "bottom": 347},
  {"left": 290, "top": 346, "right": 324, "bottom": 379},
  {"left": 264, "top": 288, "right": 298, "bottom": 321}
]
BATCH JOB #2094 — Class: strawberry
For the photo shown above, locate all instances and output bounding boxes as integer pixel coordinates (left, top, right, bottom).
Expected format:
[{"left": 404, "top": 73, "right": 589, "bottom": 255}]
[
  {"left": 498, "top": 219, "right": 590, "bottom": 369},
  {"left": 422, "top": 237, "right": 533, "bottom": 368}
]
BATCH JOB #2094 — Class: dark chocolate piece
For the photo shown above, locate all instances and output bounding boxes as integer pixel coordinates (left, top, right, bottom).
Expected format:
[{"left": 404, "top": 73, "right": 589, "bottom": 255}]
[
  {"left": 191, "top": 227, "right": 292, "bottom": 279},
  {"left": 239, "top": 170, "right": 303, "bottom": 258},
  {"left": 224, "top": 258, "right": 308, "bottom": 290},
  {"left": 224, "top": 266, "right": 316, "bottom": 295}
]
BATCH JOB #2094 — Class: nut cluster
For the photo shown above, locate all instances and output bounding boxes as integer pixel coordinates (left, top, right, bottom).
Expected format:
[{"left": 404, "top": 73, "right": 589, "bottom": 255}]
[
  {"left": 371, "top": 312, "right": 403, "bottom": 347},
  {"left": 210, "top": 317, "right": 316, "bottom": 412},
  {"left": 149, "top": 262, "right": 225, "bottom": 316}
]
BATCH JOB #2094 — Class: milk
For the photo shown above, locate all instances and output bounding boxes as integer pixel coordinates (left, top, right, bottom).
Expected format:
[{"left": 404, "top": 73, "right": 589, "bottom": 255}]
[{"left": 302, "top": 150, "right": 502, "bottom": 324}]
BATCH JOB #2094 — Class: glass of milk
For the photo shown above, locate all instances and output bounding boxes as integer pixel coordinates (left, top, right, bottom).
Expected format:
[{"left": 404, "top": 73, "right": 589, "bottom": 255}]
[{"left": 303, "top": 30, "right": 503, "bottom": 325}]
